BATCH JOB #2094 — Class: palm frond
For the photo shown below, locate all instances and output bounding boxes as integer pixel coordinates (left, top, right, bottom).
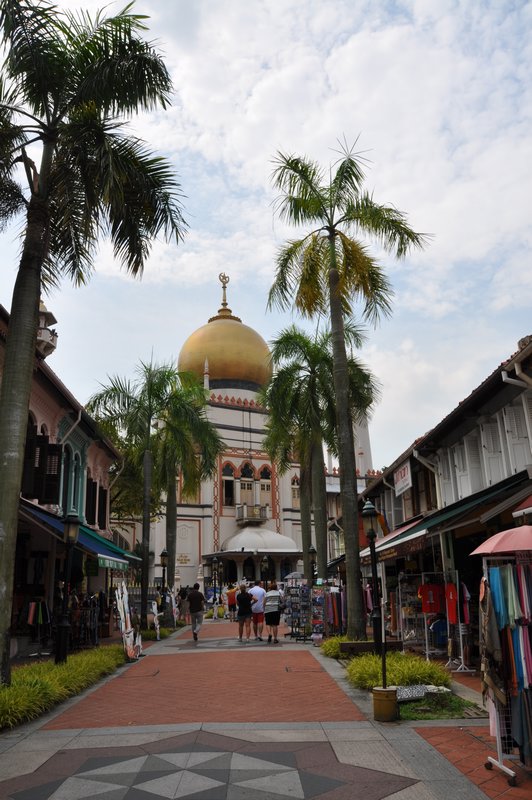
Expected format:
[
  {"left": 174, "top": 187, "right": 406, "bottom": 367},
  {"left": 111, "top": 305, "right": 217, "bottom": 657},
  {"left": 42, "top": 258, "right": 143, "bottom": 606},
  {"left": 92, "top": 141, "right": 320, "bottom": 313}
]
[
  {"left": 342, "top": 192, "right": 431, "bottom": 257},
  {"left": 0, "top": 0, "right": 70, "bottom": 121},
  {"left": 329, "top": 149, "right": 366, "bottom": 215},
  {"left": 337, "top": 232, "right": 394, "bottom": 323},
  {"left": 271, "top": 151, "right": 328, "bottom": 225},
  {"left": 62, "top": 4, "right": 173, "bottom": 117}
]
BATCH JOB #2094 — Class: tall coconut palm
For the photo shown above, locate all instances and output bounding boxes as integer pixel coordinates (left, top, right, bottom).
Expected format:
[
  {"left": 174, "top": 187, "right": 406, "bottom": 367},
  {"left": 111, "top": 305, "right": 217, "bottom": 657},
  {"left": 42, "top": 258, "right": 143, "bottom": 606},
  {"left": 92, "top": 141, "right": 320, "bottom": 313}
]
[
  {"left": 153, "top": 374, "right": 223, "bottom": 591},
  {"left": 0, "top": 0, "right": 186, "bottom": 682},
  {"left": 87, "top": 361, "right": 180, "bottom": 629},
  {"left": 268, "top": 143, "right": 427, "bottom": 638},
  {"left": 263, "top": 324, "right": 378, "bottom": 582}
]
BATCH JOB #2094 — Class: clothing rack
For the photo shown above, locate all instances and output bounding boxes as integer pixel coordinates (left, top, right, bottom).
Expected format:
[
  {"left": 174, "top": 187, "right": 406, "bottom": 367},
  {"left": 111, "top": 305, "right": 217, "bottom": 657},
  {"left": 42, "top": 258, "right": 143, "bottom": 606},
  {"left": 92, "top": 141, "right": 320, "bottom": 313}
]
[
  {"left": 398, "top": 570, "right": 473, "bottom": 669},
  {"left": 443, "top": 569, "right": 475, "bottom": 673}
]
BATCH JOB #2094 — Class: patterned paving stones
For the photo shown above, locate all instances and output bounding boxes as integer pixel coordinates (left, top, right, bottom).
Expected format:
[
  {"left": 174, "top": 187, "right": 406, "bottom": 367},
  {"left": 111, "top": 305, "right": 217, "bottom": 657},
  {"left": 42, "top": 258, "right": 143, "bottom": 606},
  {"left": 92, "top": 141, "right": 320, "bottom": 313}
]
[{"left": 1, "top": 622, "right": 531, "bottom": 800}]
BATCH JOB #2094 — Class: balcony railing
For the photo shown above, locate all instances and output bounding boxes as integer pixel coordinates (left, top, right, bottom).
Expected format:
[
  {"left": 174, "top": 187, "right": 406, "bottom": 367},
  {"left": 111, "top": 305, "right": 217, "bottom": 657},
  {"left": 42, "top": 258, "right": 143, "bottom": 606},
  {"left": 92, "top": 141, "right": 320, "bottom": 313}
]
[{"left": 235, "top": 504, "right": 268, "bottom": 525}]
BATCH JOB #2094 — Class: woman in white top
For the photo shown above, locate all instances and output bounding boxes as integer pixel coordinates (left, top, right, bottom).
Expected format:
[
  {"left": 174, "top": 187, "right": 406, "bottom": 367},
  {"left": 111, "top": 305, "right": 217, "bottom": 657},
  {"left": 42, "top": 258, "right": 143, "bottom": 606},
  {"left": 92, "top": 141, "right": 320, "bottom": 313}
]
[{"left": 264, "top": 580, "right": 284, "bottom": 643}]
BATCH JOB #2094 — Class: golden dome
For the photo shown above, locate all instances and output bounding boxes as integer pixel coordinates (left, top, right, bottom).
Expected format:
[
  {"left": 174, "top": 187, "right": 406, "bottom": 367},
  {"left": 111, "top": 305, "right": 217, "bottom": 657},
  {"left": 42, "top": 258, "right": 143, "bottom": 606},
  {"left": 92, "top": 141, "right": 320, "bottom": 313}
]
[{"left": 178, "top": 275, "right": 272, "bottom": 391}]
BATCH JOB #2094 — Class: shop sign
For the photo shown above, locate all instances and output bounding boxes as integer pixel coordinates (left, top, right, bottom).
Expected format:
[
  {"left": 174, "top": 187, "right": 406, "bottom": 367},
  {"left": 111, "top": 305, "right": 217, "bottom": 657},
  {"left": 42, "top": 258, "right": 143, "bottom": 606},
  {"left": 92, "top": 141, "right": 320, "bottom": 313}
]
[
  {"left": 394, "top": 460, "right": 412, "bottom": 496},
  {"left": 377, "top": 534, "right": 427, "bottom": 561}
]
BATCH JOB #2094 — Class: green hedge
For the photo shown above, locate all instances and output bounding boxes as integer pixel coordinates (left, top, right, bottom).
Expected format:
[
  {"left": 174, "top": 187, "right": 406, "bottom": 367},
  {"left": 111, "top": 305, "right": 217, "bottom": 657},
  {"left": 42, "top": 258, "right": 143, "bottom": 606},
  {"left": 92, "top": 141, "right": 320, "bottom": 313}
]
[
  {"left": 346, "top": 651, "right": 452, "bottom": 691},
  {"left": 0, "top": 645, "right": 126, "bottom": 730},
  {"left": 141, "top": 627, "right": 173, "bottom": 640},
  {"left": 320, "top": 635, "right": 348, "bottom": 659}
]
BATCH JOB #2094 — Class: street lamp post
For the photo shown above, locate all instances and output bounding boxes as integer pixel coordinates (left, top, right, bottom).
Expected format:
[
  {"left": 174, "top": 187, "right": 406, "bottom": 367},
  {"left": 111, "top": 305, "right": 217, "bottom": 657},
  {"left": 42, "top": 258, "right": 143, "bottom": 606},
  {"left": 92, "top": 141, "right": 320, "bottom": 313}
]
[
  {"left": 361, "top": 499, "right": 386, "bottom": 688},
  {"left": 261, "top": 554, "right": 269, "bottom": 590},
  {"left": 160, "top": 548, "right": 168, "bottom": 591},
  {"left": 55, "top": 513, "right": 80, "bottom": 664}
]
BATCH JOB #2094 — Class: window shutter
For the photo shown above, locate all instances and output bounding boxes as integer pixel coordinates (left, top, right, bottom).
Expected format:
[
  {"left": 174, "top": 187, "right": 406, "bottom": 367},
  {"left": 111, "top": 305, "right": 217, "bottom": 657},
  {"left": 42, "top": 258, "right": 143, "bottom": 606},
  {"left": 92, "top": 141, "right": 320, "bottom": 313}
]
[
  {"left": 21, "top": 426, "right": 38, "bottom": 498},
  {"left": 85, "top": 478, "right": 97, "bottom": 525},
  {"left": 98, "top": 487, "right": 108, "bottom": 530},
  {"left": 40, "top": 443, "right": 62, "bottom": 504}
]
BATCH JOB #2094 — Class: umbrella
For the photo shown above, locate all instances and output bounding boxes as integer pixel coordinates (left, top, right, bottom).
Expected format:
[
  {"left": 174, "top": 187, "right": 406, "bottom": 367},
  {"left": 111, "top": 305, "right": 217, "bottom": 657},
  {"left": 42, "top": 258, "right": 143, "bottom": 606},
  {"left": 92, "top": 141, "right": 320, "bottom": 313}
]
[
  {"left": 283, "top": 571, "right": 305, "bottom": 580},
  {"left": 470, "top": 525, "right": 532, "bottom": 556}
]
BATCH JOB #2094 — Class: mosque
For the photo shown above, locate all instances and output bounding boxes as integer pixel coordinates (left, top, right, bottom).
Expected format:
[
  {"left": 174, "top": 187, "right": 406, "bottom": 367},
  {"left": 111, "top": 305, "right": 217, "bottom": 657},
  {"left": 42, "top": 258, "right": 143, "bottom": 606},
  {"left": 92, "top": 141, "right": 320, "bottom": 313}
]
[{"left": 147, "top": 273, "right": 373, "bottom": 592}]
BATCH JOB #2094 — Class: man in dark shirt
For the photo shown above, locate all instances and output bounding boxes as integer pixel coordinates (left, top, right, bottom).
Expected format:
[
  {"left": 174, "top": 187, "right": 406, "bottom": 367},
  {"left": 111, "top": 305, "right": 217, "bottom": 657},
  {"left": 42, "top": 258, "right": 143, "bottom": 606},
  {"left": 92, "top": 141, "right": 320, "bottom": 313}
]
[{"left": 187, "top": 582, "right": 205, "bottom": 641}]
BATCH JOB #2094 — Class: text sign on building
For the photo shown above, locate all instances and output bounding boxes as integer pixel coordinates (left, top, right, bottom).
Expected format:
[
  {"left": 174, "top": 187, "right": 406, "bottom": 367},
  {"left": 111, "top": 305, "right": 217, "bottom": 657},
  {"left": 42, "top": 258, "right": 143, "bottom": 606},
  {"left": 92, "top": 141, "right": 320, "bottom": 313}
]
[{"left": 394, "top": 460, "right": 412, "bottom": 496}]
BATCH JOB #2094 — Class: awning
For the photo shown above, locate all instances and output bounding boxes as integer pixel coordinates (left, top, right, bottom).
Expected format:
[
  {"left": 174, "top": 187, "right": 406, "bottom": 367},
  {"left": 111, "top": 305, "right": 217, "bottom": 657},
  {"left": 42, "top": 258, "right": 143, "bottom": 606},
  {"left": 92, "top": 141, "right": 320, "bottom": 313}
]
[
  {"left": 78, "top": 528, "right": 129, "bottom": 571},
  {"left": 374, "top": 476, "right": 527, "bottom": 560},
  {"left": 360, "top": 517, "right": 423, "bottom": 561},
  {"left": 19, "top": 501, "right": 136, "bottom": 572}
]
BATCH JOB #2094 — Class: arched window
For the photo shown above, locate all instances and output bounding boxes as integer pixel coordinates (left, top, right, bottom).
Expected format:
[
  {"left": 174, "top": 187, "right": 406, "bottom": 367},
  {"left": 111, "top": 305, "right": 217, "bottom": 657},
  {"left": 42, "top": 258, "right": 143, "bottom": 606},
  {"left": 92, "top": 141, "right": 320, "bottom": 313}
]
[
  {"left": 222, "top": 463, "right": 235, "bottom": 506},
  {"left": 260, "top": 466, "right": 271, "bottom": 506},
  {"left": 239, "top": 462, "right": 255, "bottom": 505},
  {"left": 291, "top": 475, "right": 300, "bottom": 509},
  {"left": 62, "top": 446, "right": 72, "bottom": 513}
]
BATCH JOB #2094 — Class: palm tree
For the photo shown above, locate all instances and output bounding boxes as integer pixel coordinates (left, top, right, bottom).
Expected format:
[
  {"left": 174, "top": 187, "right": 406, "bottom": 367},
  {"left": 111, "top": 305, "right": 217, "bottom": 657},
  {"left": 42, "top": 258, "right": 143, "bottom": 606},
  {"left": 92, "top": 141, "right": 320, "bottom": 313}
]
[
  {"left": 0, "top": 0, "right": 186, "bottom": 682},
  {"left": 153, "top": 374, "right": 223, "bottom": 591},
  {"left": 87, "top": 361, "right": 180, "bottom": 629},
  {"left": 263, "top": 324, "right": 378, "bottom": 583},
  {"left": 268, "top": 143, "right": 427, "bottom": 638}
]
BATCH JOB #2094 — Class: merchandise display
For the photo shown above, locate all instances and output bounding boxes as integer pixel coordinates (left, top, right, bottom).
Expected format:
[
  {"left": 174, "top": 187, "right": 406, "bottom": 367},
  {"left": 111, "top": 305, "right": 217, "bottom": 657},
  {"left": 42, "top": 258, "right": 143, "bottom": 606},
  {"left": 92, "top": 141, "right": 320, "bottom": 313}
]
[{"left": 472, "top": 529, "right": 532, "bottom": 785}]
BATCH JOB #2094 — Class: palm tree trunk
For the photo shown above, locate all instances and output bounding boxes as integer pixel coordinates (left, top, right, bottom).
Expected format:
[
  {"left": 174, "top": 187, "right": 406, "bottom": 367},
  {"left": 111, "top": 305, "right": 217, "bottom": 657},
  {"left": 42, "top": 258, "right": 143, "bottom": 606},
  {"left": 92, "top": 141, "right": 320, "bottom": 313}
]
[
  {"left": 166, "top": 472, "right": 177, "bottom": 591},
  {"left": 141, "top": 448, "right": 152, "bottom": 629},
  {"left": 327, "top": 248, "right": 365, "bottom": 640},
  {"left": 310, "top": 437, "right": 328, "bottom": 580},
  {"left": 0, "top": 197, "right": 49, "bottom": 685},
  {"left": 299, "top": 459, "right": 312, "bottom": 579}
]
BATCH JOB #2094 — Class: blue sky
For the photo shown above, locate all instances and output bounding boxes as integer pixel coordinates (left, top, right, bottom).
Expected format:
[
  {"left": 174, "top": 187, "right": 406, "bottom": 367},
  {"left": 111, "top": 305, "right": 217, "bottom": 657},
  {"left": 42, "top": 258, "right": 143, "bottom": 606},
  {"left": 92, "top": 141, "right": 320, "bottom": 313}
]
[{"left": 1, "top": 0, "right": 531, "bottom": 470}]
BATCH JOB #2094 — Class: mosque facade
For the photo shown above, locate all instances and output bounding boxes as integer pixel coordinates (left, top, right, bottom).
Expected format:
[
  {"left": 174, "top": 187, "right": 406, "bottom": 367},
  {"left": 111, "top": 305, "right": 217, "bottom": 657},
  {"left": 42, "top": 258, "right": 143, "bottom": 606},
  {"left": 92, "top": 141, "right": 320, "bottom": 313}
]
[
  {"left": 143, "top": 275, "right": 299, "bottom": 590},
  {"left": 147, "top": 274, "right": 373, "bottom": 591}
]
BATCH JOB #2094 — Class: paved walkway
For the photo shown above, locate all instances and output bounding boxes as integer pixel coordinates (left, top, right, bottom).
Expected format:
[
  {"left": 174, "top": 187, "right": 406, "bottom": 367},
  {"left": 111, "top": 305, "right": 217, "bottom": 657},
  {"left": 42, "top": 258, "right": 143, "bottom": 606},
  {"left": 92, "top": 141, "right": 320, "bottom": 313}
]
[{"left": 0, "top": 620, "right": 530, "bottom": 800}]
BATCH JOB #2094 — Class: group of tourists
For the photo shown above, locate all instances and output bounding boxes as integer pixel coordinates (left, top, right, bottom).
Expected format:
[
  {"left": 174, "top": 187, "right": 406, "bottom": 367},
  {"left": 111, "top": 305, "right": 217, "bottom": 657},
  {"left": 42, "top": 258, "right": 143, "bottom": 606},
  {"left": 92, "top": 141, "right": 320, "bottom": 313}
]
[{"left": 180, "top": 579, "right": 285, "bottom": 643}]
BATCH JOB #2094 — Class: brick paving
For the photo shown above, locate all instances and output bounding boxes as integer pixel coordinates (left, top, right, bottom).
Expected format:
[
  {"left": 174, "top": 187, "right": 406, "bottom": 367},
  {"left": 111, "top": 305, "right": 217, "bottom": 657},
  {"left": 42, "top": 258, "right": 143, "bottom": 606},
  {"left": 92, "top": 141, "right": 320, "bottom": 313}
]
[
  {"left": 44, "top": 648, "right": 365, "bottom": 728},
  {"left": 2, "top": 622, "right": 532, "bottom": 799}
]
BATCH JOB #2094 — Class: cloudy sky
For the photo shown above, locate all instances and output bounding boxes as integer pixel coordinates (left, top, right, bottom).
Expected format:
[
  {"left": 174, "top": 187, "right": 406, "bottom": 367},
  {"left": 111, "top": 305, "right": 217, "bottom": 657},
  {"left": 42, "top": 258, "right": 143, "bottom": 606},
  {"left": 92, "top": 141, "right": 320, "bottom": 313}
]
[{"left": 1, "top": 0, "right": 531, "bottom": 470}]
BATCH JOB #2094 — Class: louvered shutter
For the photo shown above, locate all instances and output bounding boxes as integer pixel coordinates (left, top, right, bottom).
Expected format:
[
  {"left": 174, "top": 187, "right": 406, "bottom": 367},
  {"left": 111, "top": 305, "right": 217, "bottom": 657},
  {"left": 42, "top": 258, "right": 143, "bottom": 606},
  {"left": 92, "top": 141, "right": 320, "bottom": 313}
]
[
  {"left": 21, "top": 426, "right": 38, "bottom": 498},
  {"left": 40, "top": 444, "right": 62, "bottom": 504}
]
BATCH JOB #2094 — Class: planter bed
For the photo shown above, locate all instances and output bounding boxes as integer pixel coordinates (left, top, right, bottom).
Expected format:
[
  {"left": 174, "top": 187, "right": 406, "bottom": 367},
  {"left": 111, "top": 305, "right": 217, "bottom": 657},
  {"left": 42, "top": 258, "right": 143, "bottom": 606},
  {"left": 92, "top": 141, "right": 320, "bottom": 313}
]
[{"left": 340, "top": 639, "right": 403, "bottom": 656}]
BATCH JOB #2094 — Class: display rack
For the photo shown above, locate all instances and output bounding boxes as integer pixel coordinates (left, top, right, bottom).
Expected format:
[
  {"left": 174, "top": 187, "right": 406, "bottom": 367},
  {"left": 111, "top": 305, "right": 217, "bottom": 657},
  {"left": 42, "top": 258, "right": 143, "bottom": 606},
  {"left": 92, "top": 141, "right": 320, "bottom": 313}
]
[
  {"left": 399, "top": 570, "right": 473, "bottom": 667},
  {"left": 479, "top": 554, "right": 531, "bottom": 786},
  {"left": 284, "top": 585, "right": 311, "bottom": 641}
]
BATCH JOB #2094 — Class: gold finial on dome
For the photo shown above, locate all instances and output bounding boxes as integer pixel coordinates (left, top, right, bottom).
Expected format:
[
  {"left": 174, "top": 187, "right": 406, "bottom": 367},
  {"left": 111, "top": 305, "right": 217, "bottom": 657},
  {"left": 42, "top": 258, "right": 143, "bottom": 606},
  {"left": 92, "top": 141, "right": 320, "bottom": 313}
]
[
  {"left": 209, "top": 272, "right": 241, "bottom": 323},
  {"left": 219, "top": 272, "right": 229, "bottom": 309}
]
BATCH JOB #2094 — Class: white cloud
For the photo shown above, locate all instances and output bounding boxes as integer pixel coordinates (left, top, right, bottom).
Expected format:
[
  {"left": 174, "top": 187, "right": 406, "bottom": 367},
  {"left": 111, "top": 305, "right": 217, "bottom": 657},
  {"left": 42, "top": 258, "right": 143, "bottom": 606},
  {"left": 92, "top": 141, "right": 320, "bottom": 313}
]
[{"left": 0, "top": 0, "right": 531, "bottom": 471}]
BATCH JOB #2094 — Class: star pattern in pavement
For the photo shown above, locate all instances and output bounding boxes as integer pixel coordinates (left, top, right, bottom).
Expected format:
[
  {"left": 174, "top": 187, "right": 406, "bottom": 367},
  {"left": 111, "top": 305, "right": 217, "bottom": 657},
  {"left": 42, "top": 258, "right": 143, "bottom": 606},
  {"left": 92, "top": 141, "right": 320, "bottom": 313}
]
[{"left": 4, "top": 731, "right": 418, "bottom": 800}]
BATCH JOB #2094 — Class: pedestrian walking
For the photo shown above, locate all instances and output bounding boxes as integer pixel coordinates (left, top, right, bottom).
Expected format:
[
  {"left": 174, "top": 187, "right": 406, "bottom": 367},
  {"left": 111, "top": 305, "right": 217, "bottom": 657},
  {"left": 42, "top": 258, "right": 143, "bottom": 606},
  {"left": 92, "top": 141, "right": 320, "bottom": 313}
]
[
  {"left": 178, "top": 586, "right": 190, "bottom": 624},
  {"left": 187, "top": 583, "right": 205, "bottom": 641},
  {"left": 236, "top": 583, "right": 254, "bottom": 642},
  {"left": 264, "top": 580, "right": 284, "bottom": 644},
  {"left": 225, "top": 583, "right": 237, "bottom": 621},
  {"left": 249, "top": 579, "right": 266, "bottom": 640}
]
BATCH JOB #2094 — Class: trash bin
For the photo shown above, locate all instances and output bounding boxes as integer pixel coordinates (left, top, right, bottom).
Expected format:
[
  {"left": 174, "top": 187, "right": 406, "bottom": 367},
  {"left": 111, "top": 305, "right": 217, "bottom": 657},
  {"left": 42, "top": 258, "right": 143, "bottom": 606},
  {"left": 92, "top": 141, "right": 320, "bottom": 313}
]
[{"left": 372, "top": 686, "right": 399, "bottom": 721}]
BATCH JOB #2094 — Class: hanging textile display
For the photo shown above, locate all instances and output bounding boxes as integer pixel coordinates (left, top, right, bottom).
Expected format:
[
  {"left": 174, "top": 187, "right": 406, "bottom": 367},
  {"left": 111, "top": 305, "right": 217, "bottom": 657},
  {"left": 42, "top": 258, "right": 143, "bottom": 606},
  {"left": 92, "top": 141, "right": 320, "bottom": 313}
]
[{"left": 471, "top": 526, "right": 532, "bottom": 785}]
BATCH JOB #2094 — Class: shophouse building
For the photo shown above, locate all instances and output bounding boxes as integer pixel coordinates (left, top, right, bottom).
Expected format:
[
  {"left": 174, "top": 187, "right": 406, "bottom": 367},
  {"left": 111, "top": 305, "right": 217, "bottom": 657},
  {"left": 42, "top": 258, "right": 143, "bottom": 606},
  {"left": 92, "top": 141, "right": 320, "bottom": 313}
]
[
  {"left": 1, "top": 303, "right": 136, "bottom": 659},
  {"left": 360, "top": 335, "right": 532, "bottom": 664}
]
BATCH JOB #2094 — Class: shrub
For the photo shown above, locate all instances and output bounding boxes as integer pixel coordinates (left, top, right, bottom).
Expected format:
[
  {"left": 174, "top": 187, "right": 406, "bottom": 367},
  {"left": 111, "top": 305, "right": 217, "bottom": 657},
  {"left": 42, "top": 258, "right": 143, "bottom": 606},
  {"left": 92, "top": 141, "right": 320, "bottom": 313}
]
[
  {"left": 141, "top": 627, "right": 173, "bottom": 640},
  {"left": 204, "top": 607, "right": 225, "bottom": 619},
  {"left": 0, "top": 645, "right": 126, "bottom": 730},
  {"left": 320, "top": 635, "right": 348, "bottom": 659},
  {"left": 346, "top": 651, "right": 451, "bottom": 691}
]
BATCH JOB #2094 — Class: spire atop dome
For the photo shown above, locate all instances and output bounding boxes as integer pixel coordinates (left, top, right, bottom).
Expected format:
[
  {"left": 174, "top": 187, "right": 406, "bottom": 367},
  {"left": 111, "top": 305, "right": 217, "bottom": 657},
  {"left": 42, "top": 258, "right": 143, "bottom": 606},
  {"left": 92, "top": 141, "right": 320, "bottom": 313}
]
[
  {"left": 178, "top": 274, "right": 271, "bottom": 392},
  {"left": 209, "top": 272, "right": 242, "bottom": 323}
]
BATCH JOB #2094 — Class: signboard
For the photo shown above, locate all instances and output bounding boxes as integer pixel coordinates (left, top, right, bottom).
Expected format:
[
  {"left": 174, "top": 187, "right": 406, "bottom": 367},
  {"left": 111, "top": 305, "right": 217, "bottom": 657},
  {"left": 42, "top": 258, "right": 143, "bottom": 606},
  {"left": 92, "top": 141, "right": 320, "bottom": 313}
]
[{"left": 394, "top": 460, "right": 412, "bottom": 496}]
